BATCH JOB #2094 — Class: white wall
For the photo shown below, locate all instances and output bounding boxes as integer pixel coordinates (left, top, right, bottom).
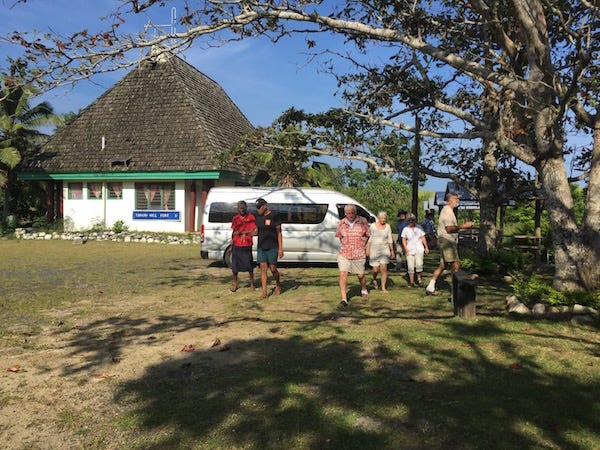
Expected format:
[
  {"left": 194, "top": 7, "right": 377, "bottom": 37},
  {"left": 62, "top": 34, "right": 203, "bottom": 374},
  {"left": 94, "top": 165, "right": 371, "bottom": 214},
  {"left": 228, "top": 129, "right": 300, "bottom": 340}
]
[{"left": 62, "top": 180, "right": 187, "bottom": 233}]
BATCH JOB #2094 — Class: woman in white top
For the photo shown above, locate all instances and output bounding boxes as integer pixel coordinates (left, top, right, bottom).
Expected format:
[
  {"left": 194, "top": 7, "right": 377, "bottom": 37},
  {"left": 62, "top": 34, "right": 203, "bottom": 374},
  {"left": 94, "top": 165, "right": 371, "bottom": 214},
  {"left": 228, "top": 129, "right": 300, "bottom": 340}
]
[
  {"left": 366, "top": 211, "right": 395, "bottom": 292},
  {"left": 401, "top": 213, "right": 430, "bottom": 287}
]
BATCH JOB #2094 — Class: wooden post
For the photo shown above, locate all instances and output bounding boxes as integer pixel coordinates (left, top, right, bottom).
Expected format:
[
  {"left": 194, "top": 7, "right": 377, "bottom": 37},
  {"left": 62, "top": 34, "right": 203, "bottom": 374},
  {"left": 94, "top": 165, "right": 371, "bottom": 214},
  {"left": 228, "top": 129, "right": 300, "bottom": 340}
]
[
  {"left": 498, "top": 205, "right": 506, "bottom": 247},
  {"left": 200, "top": 180, "right": 214, "bottom": 221},
  {"left": 57, "top": 181, "right": 63, "bottom": 219},
  {"left": 452, "top": 269, "right": 477, "bottom": 319},
  {"left": 411, "top": 114, "right": 421, "bottom": 218},
  {"left": 534, "top": 198, "right": 543, "bottom": 265},
  {"left": 188, "top": 180, "right": 197, "bottom": 232},
  {"left": 46, "top": 181, "right": 55, "bottom": 223}
]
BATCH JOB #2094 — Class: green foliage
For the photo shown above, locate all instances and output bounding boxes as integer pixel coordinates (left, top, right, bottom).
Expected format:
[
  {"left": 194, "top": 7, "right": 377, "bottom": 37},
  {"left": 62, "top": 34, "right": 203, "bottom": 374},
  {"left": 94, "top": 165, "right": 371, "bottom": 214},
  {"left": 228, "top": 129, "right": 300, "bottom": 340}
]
[
  {"left": 112, "top": 220, "right": 127, "bottom": 233},
  {"left": 31, "top": 215, "right": 48, "bottom": 229},
  {"left": 89, "top": 220, "right": 106, "bottom": 233},
  {"left": 0, "top": 214, "right": 15, "bottom": 235},
  {"left": 503, "top": 184, "right": 585, "bottom": 251},
  {"left": 218, "top": 107, "right": 412, "bottom": 187},
  {"left": 339, "top": 171, "right": 411, "bottom": 226},
  {"left": 514, "top": 275, "right": 600, "bottom": 309},
  {"left": 460, "top": 248, "right": 530, "bottom": 276},
  {"left": 513, "top": 275, "right": 553, "bottom": 304},
  {"left": 1, "top": 58, "right": 62, "bottom": 217}
]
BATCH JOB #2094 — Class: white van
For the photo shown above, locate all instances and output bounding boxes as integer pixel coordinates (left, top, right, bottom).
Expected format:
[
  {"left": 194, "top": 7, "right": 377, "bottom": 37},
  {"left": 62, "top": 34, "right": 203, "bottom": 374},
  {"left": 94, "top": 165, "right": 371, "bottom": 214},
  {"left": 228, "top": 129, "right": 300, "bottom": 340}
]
[{"left": 200, "top": 187, "right": 375, "bottom": 266}]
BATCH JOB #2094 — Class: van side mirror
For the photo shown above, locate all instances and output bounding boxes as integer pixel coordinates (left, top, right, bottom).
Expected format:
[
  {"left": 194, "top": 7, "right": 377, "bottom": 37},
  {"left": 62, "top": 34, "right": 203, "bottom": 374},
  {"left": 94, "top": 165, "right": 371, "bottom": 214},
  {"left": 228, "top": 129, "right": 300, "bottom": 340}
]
[{"left": 369, "top": 216, "right": 376, "bottom": 223}]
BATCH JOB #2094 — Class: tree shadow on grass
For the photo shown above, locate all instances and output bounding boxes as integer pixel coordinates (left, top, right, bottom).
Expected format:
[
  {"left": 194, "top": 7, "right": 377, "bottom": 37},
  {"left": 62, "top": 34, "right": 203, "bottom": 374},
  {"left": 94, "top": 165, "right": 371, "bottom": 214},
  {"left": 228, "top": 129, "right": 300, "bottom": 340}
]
[
  {"left": 54, "top": 315, "right": 218, "bottom": 375},
  {"left": 110, "top": 324, "right": 600, "bottom": 449}
]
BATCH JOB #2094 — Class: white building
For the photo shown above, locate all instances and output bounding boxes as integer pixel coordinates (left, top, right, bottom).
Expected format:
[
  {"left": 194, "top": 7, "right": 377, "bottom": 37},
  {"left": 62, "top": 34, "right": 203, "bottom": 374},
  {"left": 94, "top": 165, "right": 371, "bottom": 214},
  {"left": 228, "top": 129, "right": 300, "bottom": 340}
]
[{"left": 19, "top": 50, "right": 253, "bottom": 233}]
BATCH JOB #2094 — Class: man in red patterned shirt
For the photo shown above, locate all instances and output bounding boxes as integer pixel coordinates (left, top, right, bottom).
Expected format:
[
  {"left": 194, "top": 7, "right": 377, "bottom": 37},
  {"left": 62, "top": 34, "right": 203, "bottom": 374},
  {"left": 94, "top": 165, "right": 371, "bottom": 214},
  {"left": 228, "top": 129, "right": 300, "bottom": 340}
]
[
  {"left": 229, "top": 200, "right": 257, "bottom": 292},
  {"left": 336, "top": 204, "right": 371, "bottom": 306}
]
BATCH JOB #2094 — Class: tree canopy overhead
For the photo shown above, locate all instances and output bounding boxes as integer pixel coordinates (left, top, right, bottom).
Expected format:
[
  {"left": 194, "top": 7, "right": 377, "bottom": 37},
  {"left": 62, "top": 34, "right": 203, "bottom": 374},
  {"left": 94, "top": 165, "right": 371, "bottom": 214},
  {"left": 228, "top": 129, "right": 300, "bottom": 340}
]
[{"left": 4, "top": 0, "right": 599, "bottom": 291}]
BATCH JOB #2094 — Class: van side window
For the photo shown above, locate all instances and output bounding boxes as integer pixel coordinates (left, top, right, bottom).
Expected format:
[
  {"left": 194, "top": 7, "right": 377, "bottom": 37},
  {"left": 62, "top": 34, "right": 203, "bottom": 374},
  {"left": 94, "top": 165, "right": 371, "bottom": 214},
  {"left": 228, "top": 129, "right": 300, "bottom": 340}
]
[
  {"left": 208, "top": 202, "right": 328, "bottom": 224},
  {"left": 270, "top": 203, "right": 328, "bottom": 224},
  {"left": 336, "top": 204, "right": 373, "bottom": 222},
  {"left": 208, "top": 202, "right": 239, "bottom": 223}
]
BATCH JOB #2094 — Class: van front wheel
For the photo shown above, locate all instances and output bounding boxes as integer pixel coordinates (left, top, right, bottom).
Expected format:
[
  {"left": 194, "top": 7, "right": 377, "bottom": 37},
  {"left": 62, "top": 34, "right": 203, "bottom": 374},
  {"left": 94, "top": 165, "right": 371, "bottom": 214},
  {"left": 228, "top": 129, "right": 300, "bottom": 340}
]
[{"left": 223, "top": 247, "right": 233, "bottom": 268}]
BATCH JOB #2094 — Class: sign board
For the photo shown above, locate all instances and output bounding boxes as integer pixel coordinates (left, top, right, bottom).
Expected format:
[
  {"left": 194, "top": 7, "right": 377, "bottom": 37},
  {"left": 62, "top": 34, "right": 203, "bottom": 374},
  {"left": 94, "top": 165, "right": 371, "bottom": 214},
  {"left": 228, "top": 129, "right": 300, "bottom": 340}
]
[{"left": 133, "top": 210, "right": 180, "bottom": 221}]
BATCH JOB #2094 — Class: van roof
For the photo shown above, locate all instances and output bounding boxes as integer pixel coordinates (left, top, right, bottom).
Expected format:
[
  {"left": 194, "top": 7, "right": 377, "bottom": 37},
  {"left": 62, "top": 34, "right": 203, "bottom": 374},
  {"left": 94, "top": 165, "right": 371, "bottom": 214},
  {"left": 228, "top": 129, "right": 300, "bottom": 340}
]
[
  {"left": 208, "top": 186, "right": 341, "bottom": 196},
  {"left": 206, "top": 186, "right": 371, "bottom": 210}
]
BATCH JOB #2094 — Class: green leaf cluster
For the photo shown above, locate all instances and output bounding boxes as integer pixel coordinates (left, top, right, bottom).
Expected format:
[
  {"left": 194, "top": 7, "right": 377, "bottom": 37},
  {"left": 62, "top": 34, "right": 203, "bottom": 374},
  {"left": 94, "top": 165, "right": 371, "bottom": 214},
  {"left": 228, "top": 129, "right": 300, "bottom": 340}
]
[
  {"left": 460, "top": 248, "right": 530, "bottom": 276},
  {"left": 514, "top": 275, "right": 600, "bottom": 309}
]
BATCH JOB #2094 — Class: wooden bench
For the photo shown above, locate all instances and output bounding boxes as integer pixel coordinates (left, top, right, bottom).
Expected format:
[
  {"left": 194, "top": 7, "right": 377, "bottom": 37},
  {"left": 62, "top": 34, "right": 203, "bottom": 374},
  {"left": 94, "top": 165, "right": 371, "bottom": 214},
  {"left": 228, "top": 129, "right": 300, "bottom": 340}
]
[{"left": 511, "top": 235, "right": 549, "bottom": 264}]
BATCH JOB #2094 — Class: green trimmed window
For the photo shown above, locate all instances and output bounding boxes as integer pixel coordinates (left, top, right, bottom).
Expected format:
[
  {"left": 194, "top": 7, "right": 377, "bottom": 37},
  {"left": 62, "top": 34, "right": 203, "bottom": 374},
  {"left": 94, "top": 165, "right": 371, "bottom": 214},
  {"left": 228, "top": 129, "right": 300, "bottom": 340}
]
[
  {"left": 87, "top": 182, "right": 103, "bottom": 200},
  {"left": 68, "top": 182, "right": 83, "bottom": 200},
  {"left": 107, "top": 182, "right": 123, "bottom": 199},
  {"left": 135, "top": 182, "right": 175, "bottom": 210}
]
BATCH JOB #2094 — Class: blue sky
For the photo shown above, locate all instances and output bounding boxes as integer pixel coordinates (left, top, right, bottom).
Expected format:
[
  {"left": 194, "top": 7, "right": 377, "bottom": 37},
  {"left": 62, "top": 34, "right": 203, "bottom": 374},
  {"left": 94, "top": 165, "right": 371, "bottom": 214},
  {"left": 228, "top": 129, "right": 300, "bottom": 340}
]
[
  {"left": 7, "top": 0, "right": 588, "bottom": 195},
  {"left": 4, "top": 1, "right": 428, "bottom": 183}
]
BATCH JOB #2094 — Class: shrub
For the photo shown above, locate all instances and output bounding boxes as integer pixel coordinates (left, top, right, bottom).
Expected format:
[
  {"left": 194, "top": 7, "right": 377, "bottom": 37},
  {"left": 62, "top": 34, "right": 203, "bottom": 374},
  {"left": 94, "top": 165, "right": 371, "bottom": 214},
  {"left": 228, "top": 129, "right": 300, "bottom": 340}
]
[
  {"left": 514, "top": 275, "right": 600, "bottom": 309},
  {"left": 460, "top": 248, "right": 529, "bottom": 276},
  {"left": 32, "top": 215, "right": 49, "bottom": 229},
  {"left": 89, "top": 220, "right": 106, "bottom": 233},
  {"left": 513, "top": 275, "right": 552, "bottom": 304},
  {"left": 112, "top": 220, "right": 127, "bottom": 233}
]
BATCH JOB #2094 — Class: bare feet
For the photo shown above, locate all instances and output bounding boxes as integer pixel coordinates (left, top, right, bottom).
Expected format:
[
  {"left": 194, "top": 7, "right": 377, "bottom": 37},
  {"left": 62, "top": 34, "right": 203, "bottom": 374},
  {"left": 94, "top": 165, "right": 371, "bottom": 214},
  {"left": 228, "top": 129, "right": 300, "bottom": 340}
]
[
  {"left": 274, "top": 285, "right": 281, "bottom": 295},
  {"left": 382, "top": 288, "right": 389, "bottom": 293},
  {"left": 230, "top": 286, "right": 238, "bottom": 293},
  {"left": 372, "top": 279, "right": 378, "bottom": 290}
]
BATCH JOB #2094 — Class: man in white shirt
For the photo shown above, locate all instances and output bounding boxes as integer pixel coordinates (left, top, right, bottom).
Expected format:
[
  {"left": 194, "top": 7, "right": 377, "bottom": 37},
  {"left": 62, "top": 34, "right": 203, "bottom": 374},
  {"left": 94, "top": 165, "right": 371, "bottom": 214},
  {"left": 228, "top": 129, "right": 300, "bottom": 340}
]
[{"left": 426, "top": 192, "right": 473, "bottom": 296}]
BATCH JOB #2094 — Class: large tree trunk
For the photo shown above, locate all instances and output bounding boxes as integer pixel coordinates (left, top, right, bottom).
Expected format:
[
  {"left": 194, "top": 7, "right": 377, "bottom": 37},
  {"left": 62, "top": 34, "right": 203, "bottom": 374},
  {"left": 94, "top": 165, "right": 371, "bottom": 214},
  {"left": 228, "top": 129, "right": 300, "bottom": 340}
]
[
  {"left": 477, "top": 139, "right": 499, "bottom": 255},
  {"left": 477, "top": 81, "right": 500, "bottom": 255},
  {"left": 537, "top": 154, "right": 589, "bottom": 292},
  {"left": 580, "top": 116, "right": 600, "bottom": 290}
]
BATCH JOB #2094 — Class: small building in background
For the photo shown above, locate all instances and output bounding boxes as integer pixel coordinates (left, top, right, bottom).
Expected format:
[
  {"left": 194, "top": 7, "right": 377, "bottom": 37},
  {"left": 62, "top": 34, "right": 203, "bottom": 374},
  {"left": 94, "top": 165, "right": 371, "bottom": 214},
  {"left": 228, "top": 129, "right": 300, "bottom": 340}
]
[{"left": 19, "top": 49, "right": 253, "bottom": 232}]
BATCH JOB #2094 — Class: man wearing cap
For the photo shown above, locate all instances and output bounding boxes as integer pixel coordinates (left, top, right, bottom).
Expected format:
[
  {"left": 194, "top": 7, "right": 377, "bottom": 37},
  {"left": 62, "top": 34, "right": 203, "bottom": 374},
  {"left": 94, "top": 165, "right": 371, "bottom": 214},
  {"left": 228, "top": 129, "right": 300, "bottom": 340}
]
[
  {"left": 254, "top": 198, "right": 283, "bottom": 298},
  {"left": 425, "top": 192, "right": 472, "bottom": 296}
]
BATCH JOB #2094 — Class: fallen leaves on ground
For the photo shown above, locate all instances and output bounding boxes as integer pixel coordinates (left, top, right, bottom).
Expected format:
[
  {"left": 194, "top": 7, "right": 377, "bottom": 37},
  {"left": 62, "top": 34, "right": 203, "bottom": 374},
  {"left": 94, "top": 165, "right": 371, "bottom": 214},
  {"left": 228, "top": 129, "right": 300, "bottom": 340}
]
[
  {"left": 181, "top": 344, "right": 195, "bottom": 352},
  {"left": 509, "top": 363, "right": 523, "bottom": 370},
  {"left": 94, "top": 373, "right": 113, "bottom": 379},
  {"left": 210, "top": 338, "right": 221, "bottom": 348},
  {"left": 6, "top": 365, "right": 22, "bottom": 372}
]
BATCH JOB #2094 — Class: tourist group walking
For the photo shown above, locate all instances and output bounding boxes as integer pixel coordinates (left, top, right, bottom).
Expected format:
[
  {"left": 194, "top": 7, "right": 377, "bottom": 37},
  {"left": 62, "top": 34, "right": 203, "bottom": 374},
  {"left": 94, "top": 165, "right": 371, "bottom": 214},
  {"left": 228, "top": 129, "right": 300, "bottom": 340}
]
[{"left": 228, "top": 193, "right": 472, "bottom": 304}]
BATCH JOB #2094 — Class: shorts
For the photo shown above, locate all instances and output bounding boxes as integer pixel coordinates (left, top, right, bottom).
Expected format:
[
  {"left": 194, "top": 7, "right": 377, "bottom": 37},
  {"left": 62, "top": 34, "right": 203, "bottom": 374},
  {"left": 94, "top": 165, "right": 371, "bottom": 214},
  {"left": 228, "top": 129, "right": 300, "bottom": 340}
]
[
  {"left": 338, "top": 255, "right": 366, "bottom": 275},
  {"left": 257, "top": 247, "right": 278, "bottom": 265},
  {"left": 438, "top": 237, "right": 459, "bottom": 263},
  {"left": 231, "top": 246, "right": 253, "bottom": 273}
]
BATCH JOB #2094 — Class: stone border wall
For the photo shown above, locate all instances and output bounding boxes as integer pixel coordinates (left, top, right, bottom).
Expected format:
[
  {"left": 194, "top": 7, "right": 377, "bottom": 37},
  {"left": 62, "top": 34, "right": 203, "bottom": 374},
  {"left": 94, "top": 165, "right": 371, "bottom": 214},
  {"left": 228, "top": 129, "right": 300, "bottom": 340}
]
[{"left": 13, "top": 228, "right": 201, "bottom": 245}]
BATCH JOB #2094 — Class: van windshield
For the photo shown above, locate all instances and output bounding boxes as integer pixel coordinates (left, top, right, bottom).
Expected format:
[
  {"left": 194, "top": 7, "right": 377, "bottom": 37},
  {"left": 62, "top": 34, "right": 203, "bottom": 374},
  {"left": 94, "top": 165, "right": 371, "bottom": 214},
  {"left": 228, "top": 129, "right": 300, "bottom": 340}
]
[{"left": 209, "top": 202, "right": 328, "bottom": 224}]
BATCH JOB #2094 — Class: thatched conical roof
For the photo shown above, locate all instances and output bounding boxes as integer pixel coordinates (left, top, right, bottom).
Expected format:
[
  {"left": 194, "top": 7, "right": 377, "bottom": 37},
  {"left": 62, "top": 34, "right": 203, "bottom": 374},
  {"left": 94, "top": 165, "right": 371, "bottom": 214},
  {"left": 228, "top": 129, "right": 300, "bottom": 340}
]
[{"left": 21, "top": 51, "right": 253, "bottom": 173}]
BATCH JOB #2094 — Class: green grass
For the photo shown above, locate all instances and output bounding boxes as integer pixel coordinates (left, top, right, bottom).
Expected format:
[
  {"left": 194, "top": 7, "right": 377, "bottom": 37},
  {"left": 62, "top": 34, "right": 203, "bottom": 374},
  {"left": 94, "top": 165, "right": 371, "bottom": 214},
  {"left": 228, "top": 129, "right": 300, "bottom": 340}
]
[{"left": 1, "top": 240, "right": 599, "bottom": 449}]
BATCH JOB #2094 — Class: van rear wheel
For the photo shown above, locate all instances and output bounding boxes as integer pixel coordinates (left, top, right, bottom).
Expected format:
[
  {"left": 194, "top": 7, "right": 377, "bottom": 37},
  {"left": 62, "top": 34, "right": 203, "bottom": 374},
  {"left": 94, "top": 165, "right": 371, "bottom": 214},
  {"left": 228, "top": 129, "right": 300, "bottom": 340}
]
[{"left": 223, "top": 247, "right": 233, "bottom": 268}]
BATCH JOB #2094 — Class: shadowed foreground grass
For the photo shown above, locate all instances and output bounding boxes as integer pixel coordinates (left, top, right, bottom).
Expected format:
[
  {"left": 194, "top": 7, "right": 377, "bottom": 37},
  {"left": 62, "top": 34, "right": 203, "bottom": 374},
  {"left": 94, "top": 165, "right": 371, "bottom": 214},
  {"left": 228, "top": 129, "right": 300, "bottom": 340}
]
[{"left": 1, "top": 240, "right": 599, "bottom": 449}]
